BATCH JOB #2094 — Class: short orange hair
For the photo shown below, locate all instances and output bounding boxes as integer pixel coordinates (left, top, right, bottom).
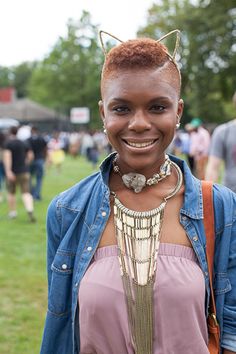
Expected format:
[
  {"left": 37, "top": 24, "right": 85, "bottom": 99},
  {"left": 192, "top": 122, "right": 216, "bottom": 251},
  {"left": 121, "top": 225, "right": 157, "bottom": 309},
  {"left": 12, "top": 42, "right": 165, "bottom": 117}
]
[{"left": 101, "top": 38, "right": 181, "bottom": 96}]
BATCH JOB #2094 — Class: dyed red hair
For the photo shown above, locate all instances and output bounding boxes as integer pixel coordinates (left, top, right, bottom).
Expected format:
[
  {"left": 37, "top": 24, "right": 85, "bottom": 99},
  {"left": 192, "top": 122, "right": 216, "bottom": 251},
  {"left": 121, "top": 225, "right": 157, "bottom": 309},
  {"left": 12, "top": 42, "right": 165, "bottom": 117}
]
[{"left": 101, "top": 38, "right": 181, "bottom": 96}]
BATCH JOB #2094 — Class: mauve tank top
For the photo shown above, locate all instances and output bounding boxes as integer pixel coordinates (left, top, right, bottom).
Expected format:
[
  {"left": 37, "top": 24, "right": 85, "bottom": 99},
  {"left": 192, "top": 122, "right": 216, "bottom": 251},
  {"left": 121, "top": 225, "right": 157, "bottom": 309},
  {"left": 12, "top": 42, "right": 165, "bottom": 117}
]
[{"left": 78, "top": 243, "right": 209, "bottom": 354}]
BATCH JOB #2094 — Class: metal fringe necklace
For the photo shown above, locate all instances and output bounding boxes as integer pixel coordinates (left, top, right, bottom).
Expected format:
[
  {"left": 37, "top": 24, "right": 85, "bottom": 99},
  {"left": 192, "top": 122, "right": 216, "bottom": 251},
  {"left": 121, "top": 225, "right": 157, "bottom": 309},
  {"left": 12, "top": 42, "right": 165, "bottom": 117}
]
[{"left": 112, "top": 161, "right": 183, "bottom": 354}]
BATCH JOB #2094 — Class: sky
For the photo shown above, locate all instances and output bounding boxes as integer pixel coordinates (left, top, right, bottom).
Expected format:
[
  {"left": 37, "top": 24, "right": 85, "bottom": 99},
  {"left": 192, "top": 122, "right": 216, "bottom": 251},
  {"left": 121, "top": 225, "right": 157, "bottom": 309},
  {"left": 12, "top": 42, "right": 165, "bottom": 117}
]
[{"left": 0, "top": 0, "right": 156, "bottom": 66}]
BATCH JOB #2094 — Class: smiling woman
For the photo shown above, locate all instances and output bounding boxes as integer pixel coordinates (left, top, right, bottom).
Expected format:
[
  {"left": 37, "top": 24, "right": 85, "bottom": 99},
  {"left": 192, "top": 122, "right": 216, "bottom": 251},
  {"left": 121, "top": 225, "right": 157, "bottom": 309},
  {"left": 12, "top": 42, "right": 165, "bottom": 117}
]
[
  {"left": 99, "top": 67, "right": 182, "bottom": 173},
  {"left": 40, "top": 30, "right": 236, "bottom": 354}
]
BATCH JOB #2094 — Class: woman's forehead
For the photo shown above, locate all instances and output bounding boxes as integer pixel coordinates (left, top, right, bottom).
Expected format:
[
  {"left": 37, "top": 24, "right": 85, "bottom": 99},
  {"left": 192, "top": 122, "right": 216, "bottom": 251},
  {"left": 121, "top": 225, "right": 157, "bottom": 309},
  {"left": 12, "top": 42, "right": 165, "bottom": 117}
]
[{"left": 101, "top": 68, "right": 180, "bottom": 100}]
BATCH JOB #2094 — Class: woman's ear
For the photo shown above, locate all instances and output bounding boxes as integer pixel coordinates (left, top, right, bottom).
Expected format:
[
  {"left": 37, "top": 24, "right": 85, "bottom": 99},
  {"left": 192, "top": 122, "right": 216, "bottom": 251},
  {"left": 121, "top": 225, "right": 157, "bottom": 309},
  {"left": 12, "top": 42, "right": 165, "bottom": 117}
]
[
  {"left": 98, "top": 100, "right": 105, "bottom": 123},
  {"left": 177, "top": 99, "right": 184, "bottom": 123}
]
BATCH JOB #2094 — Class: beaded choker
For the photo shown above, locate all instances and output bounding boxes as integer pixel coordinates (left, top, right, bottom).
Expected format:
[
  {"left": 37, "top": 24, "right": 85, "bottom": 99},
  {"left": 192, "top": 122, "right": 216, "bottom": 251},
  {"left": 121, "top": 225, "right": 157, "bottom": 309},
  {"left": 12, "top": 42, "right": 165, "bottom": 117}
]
[{"left": 113, "top": 155, "right": 172, "bottom": 193}]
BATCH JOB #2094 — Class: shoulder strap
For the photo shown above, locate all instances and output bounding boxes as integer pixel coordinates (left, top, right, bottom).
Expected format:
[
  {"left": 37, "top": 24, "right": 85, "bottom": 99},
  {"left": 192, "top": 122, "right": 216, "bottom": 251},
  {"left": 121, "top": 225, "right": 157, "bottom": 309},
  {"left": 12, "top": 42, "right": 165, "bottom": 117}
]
[
  {"left": 201, "top": 181, "right": 220, "bottom": 353},
  {"left": 202, "top": 181, "right": 215, "bottom": 297}
]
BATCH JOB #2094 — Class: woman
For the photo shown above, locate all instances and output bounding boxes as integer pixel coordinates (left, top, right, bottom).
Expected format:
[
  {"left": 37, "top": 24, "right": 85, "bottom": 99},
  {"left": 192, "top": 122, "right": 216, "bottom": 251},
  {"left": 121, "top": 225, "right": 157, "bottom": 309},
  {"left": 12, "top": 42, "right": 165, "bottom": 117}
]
[{"left": 40, "top": 31, "right": 236, "bottom": 354}]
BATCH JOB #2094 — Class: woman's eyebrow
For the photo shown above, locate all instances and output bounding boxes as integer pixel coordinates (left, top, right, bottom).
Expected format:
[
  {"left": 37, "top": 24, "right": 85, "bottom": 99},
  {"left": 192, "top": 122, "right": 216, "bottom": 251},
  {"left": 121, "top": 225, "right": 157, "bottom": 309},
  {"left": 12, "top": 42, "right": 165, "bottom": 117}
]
[
  {"left": 109, "top": 96, "right": 172, "bottom": 103},
  {"left": 148, "top": 96, "right": 173, "bottom": 102}
]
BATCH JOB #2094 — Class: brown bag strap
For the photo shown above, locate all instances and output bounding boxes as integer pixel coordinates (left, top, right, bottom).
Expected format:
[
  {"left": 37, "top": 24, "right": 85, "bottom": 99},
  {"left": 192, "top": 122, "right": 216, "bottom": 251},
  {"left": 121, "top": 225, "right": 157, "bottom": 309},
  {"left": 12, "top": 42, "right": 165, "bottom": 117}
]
[{"left": 201, "top": 181, "right": 219, "bottom": 328}]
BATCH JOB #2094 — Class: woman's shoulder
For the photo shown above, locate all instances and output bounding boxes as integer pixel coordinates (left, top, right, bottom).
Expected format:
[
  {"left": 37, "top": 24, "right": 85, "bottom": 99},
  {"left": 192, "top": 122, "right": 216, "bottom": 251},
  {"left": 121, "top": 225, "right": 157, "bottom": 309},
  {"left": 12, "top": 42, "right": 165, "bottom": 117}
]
[
  {"left": 213, "top": 183, "right": 236, "bottom": 203},
  {"left": 212, "top": 183, "right": 236, "bottom": 223},
  {"left": 49, "top": 170, "right": 103, "bottom": 211}
]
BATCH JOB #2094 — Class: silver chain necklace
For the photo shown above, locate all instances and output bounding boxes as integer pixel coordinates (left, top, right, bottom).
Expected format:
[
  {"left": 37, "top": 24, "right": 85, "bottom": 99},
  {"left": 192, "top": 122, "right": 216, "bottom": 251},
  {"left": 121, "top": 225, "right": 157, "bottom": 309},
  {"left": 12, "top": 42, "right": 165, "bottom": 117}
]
[{"left": 113, "top": 154, "right": 172, "bottom": 193}]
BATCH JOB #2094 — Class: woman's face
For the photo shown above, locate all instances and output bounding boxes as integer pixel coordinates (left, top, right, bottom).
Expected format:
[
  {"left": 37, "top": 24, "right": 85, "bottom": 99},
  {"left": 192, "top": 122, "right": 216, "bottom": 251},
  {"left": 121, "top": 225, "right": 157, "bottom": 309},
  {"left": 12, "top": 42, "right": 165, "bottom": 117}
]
[{"left": 99, "top": 68, "right": 183, "bottom": 175}]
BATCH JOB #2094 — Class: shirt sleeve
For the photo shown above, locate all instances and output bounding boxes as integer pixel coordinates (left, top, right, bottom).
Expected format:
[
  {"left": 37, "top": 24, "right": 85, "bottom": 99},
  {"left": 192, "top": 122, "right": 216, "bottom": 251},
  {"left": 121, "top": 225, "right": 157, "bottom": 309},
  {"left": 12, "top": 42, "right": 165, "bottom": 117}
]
[
  {"left": 24, "top": 140, "right": 32, "bottom": 152},
  {"left": 221, "top": 332, "right": 236, "bottom": 352},
  {"left": 46, "top": 196, "right": 62, "bottom": 292},
  {"left": 3, "top": 140, "right": 11, "bottom": 150},
  {"left": 221, "top": 194, "right": 236, "bottom": 351},
  {"left": 209, "top": 125, "right": 226, "bottom": 160}
]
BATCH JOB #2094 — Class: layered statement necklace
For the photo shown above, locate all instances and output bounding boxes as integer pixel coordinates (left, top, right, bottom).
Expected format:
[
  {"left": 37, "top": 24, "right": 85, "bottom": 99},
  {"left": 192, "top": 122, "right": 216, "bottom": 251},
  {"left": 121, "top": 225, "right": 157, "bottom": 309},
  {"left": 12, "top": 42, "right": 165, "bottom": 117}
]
[{"left": 111, "top": 155, "right": 183, "bottom": 354}]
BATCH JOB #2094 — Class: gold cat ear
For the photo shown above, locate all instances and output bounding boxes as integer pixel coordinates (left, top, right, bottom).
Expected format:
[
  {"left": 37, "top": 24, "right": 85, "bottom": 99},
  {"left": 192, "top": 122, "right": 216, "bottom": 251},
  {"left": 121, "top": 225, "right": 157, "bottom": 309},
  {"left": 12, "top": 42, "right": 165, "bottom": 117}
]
[
  {"left": 99, "top": 30, "right": 124, "bottom": 55},
  {"left": 157, "top": 29, "right": 180, "bottom": 61}
]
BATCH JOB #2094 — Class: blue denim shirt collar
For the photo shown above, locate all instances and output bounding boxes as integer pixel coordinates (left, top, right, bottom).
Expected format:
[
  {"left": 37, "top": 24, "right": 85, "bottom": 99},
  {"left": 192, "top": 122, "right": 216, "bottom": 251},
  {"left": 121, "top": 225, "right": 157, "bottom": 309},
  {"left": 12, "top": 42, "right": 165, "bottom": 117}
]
[
  {"left": 99, "top": 152, "right": 203, "bottom": 220},
  {"left": 99, "top": 151, "right": 115, "bottom": 185}
]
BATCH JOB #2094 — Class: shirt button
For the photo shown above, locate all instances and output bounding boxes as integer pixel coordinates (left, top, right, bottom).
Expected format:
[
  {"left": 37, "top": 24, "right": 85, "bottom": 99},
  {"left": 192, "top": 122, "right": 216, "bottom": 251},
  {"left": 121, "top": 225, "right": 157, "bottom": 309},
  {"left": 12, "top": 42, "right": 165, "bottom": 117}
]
[
  {"left": 61, "top": 264, "right": 68, "bottom": 270},
  {"left": 87, "top": 246, "right": 92, "bottom": 251},
  {"left": 205, "top": 272, "right": 208, "bottom": 276},
  {"left": 182, "top": 216, "right": 187, "bottom": 221},
  {"left": 193, "top": 236, "right": 198, "bottom": 241},
  {"left": 101, "top": 211, "right": 106, "bottom": 217}
]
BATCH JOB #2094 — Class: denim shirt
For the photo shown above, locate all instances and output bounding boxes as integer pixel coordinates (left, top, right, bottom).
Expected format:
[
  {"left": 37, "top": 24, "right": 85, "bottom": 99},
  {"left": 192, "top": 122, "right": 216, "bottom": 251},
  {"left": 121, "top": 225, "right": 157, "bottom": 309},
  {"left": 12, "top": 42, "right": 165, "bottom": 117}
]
[{"left": 40, "top": 153, "right": 236, "bottom": 354}]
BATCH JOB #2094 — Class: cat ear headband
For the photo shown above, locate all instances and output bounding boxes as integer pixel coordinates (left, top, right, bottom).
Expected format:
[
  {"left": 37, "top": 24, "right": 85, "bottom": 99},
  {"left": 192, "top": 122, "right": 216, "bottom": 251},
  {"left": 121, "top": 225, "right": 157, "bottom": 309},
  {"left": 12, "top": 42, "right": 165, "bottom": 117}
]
[{"left": 99, "top": 29, "right": 180, "bottom": 65}]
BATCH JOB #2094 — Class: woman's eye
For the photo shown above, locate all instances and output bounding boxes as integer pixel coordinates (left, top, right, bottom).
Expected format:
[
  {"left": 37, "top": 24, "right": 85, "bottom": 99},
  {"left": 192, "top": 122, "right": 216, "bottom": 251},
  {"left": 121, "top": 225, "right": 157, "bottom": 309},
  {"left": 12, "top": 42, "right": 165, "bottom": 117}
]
[
  {"left": 112, "top": 106, "right": 130, "bottom": 113},
  {"left": 150, "top": 104, "right": 165, "bottom": 112}
]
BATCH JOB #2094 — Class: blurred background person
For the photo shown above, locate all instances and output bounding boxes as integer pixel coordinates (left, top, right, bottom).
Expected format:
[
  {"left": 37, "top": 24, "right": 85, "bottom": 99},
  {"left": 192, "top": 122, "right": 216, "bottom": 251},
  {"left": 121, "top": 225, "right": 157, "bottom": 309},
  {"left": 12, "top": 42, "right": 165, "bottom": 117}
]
[
  {"left": 68, "top": 131, "right": 81, "bottom": 158},
  {"left": 47, "top": 131, "right": 65, "bottom": 173},
  {"left": 168, "top": 125, "right": 195, "bottom": 173},
  {"left": 188, "top": 118, "right": 211, "bottom": 179},
  {"left": 3, "top": 126, "right": 36, "bottom": 222},
  {"left": 206, "top": 92, "right": 236, "bottom": 192},
  {"left": 169, "top": 129, "right": 183, "bottom": 156},
  {"left": 80, "top": 129, "right": 94, "bottom": 157},
  {"left": 93, "top": 129, "right": 106, "bottom": 155},
  {"left": 28, "top": 126, "right": 48, "bottom": 200},
  {"left": 86, "top": 130, "right": 100, "bottom": 169},
  {"left": 16, "top": 125, "right": 31, "bottom": 141},
  {"left": 184, "top": 123, "right": 195, "bottom": 173},
  {"left": 0, "top": 131, "right": 6, "bottom": 202}
]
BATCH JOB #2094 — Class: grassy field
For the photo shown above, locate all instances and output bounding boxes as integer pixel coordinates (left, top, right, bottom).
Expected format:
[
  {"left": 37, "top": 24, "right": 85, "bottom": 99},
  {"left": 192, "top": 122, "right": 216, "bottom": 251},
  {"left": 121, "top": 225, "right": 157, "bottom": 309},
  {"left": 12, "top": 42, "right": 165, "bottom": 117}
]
[{"left": 0, "top": 155, "right": 96, "bottom": 354}]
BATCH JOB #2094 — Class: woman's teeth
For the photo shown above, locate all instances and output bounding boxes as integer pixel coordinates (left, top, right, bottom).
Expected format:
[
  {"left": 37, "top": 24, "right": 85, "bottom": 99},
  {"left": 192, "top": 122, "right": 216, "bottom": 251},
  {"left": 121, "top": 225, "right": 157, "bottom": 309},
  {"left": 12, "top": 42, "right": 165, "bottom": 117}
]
[{"left": 126, "top": 140, "right": 155, "bottom": 148}]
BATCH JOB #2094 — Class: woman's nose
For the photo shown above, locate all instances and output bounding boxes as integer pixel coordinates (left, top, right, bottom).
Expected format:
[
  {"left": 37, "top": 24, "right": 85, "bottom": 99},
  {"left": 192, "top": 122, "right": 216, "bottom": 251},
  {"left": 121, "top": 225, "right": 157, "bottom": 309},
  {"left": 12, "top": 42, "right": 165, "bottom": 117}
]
[{"left": 128, "top": 111, "right": 151, "bottom": 132}]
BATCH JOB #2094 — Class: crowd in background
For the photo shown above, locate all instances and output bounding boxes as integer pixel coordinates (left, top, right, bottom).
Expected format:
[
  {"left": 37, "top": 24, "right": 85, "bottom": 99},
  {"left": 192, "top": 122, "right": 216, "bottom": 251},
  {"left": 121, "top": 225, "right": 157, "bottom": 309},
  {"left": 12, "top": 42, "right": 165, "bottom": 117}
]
[
  {"left": 168, "top": 117, "right": 211, "bottom": 180},
  {"left": 0, "top": 93, "right": 236, "bottom": 222},
  {"left": 169, "top": 91, "right": 236, "bottom": 194},
  {"left": 0, "top": 126, "right": 111, "bottom": 222}
]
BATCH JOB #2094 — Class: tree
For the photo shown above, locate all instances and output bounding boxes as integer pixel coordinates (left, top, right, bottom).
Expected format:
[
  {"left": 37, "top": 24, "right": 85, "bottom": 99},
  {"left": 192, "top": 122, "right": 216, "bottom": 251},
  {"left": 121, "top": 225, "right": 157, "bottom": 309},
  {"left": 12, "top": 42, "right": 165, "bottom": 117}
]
[
  {"left": 0, "top": 62, "right": 36, "bottom": 98},
  {"left": 29, "top": 11, "right": 103, "bottom": 128},
  {"left": 138, "top": 0, "right": 236, "bottom": 124},
  {"left": 0, "top": 66, "right": 14, "bottom": 88},
  {"left": 13, "top": 62, "right": 36, "bottom": 98}
]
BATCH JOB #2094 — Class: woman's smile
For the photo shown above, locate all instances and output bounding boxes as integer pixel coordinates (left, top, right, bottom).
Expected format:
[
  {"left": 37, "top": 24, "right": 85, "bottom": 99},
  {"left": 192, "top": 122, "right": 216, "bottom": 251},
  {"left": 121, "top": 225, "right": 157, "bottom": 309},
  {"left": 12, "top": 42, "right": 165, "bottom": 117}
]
[{"left": 122, "top": 138, "right": 158, "bottom": 150}]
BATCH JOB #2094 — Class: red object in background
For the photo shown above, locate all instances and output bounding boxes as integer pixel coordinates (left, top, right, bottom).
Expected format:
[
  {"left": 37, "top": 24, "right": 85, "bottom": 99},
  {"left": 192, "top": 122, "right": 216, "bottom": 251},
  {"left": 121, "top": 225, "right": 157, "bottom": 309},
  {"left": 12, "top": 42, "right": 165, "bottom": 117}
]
[{"left": 0, "top": 87, "right": 16, "bottom": 103}]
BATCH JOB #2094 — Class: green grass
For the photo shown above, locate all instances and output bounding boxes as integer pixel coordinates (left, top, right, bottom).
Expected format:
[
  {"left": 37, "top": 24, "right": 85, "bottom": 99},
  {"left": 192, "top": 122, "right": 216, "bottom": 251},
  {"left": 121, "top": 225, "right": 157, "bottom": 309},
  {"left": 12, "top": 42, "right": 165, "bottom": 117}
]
[{"left": 0, "top": 155, "right": 97, "bottom": 354}]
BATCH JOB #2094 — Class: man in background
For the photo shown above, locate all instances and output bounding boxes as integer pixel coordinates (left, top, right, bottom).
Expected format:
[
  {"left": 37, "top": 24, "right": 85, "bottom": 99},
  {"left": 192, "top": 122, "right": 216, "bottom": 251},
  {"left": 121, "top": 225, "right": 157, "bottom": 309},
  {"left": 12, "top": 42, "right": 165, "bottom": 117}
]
[
  {"left": 28, "top": 126, "right": 47, "bottom": 200},
  {"left": 3, "top": 126, "right": 36, "bottom": 222},
  {"left": 205, "top": 92, "right": 236, "bottom": 193}
]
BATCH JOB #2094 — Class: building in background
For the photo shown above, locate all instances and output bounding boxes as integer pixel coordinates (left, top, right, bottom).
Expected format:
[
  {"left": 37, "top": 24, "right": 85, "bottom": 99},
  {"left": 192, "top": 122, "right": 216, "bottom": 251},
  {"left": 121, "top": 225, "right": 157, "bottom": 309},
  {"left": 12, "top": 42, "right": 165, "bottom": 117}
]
[{"left": 0, "top": 87, "right": 68, "bottom": 131}]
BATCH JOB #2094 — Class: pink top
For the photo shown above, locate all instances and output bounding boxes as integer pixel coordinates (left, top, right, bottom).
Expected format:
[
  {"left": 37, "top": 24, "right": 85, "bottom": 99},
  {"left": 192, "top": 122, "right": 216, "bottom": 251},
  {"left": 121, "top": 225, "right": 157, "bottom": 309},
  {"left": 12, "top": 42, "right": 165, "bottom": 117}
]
[
  {"left": 189, "top": 126, "right": 211, "bottom": 160},
  {"left": 78, "top": 243, "right": 208, "bottom": 354}
]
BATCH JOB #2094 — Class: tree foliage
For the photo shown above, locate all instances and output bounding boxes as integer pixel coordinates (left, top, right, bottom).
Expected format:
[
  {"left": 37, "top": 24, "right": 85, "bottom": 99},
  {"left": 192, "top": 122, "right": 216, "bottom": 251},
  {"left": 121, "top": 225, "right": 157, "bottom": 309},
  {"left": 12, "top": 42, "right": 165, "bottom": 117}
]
[
  {"left": 0, "top": 66, "right": 13, "bottom": 87},
  {"left": 1, "top": 3, "right": 235, "bottom": 127},
  {"left": 138, "top": 0, "right": 236, "bottom": 123},
  {"left": 29, "top": 11, "right": 103, "bottom": 128},
  {"left": 0, "top": 62, "right": 36, "bottom": 97}
]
